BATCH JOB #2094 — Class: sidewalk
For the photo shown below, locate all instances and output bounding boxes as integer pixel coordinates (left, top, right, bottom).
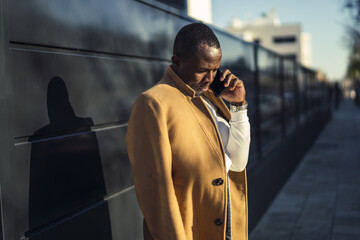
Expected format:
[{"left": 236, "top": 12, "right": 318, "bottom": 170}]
[{"left": 250, "top": 100, "right": 360, "bottom": 240}]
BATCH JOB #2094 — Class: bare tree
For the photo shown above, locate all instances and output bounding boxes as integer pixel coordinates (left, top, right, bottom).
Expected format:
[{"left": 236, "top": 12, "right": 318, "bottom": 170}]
[{"left": 344, "top": 0, "right": 360, "bottom": 80}]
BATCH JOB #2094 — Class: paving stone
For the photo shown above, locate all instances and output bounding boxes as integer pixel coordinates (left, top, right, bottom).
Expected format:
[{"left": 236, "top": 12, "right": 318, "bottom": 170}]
[
  {"left": 250, "top": 101, "right": 360, "bottom": 240},
  {"left": 291, "top": 231, "right": 331, "bottom": 240},
  {"left": 332, "top": 211, "right": 360, "bottom": 235},
  {"left": 258, "top": 212, "right": 298, "bottom": 231},
  {"left": 331, "top": 232, "right": 360, "bottom": 240},
  {"left": 251, "top": 229, "right": 292, "bottom": 240},
  {"left": 269, "top": 193, "right": 306, "bottom": 213}
]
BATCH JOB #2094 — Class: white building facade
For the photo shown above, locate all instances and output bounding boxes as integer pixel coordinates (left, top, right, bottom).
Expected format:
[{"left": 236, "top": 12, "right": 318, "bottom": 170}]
[
  {"left": 187, "top": 0, "right": 212, "bottom": 23},
  {"left": 227, "top": 10, "right": 312, "bottom": 67}
]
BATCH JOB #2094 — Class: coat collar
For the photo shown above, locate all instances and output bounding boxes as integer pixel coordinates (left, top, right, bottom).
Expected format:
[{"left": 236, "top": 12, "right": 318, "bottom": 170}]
[
  {"left": 164, "top": 66, "right": 196, "bottom": 98},
  {"left": 164, "top": 66, "right": 231, "bottom": 122}
]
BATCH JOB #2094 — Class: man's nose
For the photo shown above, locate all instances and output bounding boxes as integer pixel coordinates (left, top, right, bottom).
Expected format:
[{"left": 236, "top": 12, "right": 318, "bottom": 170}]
[{"left": 206, "top": 71, "right": 214, "bottom": 81}]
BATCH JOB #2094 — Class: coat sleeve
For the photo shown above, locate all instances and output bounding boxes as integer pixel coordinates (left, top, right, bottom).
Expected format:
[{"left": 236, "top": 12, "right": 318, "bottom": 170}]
[{"left": 126, "top": 93, "right": 187, "bottom": 240}]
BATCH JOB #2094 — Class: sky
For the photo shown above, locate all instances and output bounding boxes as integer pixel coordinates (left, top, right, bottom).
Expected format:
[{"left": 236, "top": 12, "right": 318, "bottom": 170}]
[{"left": 211, "top": 0, "right": 350, "bottom": 81}]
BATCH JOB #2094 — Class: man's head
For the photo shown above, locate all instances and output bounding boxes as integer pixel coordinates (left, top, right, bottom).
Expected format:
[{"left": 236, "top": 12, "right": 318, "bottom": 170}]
[{"left": 171, "top": 23, "right": 222, "bottom": 96}]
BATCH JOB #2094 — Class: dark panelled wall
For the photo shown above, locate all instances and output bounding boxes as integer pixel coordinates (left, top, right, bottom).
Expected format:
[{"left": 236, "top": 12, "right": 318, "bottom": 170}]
[
  {"left": 0, "top": 0, "right": 330, "bottom": 240},
  {"left": 0, "top": 0, "right": 189, "bottom": 239},
  {"left": 0, "top": 0, "right": 9, "bottom": 239}
]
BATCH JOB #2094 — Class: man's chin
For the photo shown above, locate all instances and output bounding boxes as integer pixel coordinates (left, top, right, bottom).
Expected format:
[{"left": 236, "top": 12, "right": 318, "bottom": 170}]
[{"left": 195, "top": 86, "right": 209, "bottom": 96}]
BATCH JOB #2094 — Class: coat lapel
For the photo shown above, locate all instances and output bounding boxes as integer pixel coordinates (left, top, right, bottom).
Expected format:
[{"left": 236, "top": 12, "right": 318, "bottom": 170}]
[{"left": 163, "top": 67, "right": 231, "bottom": 169}]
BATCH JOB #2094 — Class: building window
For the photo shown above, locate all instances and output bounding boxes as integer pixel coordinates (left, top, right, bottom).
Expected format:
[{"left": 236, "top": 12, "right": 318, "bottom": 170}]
[
  {"left": 273, "top": 36, "right": 296, "bottom": 44},
  {"left": 156, "top": 0, "right": 186, "bottom": 10},
  {"left": 283, "top": 54, "right": 297, "bottom": 59}
]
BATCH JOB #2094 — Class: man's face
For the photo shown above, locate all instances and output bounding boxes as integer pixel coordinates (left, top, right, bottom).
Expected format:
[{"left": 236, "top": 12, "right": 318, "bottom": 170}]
[{"left": 172, "top": 43, "right": 222, "bottom": 96}]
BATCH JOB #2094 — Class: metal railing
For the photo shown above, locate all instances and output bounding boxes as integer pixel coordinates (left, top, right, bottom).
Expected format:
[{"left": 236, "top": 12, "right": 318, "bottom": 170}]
[{"left": 219, "top": 40, "right": 330, "bottom": 167}]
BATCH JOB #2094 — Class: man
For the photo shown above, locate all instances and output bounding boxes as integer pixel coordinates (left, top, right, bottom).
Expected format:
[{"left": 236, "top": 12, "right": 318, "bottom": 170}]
[{"left": 126, "top": 23, "right": 250, "bottom": 240}]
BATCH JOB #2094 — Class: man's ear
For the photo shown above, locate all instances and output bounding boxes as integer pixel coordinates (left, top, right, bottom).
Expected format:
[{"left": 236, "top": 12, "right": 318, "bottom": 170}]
[{"left": 171, "top": 55, "right": 181, "bottom": 71}]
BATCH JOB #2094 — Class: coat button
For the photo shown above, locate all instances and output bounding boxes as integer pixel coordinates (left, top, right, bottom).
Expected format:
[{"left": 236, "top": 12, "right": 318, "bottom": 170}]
[
  {"left": 212, "top": 178, "right": 224, "bottom": 186},
  {"left": 214, "top": 218, "right": 223, "bottom": 226}
]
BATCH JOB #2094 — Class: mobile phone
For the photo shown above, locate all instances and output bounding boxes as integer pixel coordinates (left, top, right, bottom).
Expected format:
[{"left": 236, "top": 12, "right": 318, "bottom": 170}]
[{"left": 210, "top": 69, "right": 227, "bottom": 97}]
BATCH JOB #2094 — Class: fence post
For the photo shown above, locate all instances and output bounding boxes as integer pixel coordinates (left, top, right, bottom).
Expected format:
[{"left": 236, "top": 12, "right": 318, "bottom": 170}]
[
  {"left": 304, "top": 69, "right": 309, "bottom": 116},
  {"left": 293, "top": 59, "right": 300, "bottom": 127},
  {"left": 279, "top": 57, "right": 286, "bottom": 139},
  {"left": 253, "top": 41, "right": 262, "bottom": 159}
]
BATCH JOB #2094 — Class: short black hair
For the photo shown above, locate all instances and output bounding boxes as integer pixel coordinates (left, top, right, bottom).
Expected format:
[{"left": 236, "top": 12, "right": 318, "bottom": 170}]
[{"left": 173, "top": 23, "right": 221, "bottom": 59}]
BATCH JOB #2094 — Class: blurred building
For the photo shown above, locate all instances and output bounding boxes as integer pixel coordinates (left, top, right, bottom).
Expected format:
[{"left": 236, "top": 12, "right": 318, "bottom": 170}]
[
  {"left": 227, "top": 10, "right": 312, "bottom": 68},
  {"left": 187, "top": 0, "right": 212, "bottom": 23}
]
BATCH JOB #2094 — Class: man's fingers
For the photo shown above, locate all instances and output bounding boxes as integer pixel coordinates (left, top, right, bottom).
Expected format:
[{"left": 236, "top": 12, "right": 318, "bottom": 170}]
[
  {"left": 221, "top": 69, "right": 231, "bottom": 81},
  {"left": 220, "top": 69, "right": 245, "bottom": 93},
  {"left": 228, "top": 79, "right": 235, "bottom": 90},
  {"left": 222, "top": 70, "right": 234, "bottom": 87},
  {"left": 229, "top": 78, "right": 245, "bottom": 90}
]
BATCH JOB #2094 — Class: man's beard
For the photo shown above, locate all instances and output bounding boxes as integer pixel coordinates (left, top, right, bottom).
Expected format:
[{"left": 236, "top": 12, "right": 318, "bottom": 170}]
[{"left": 190, "top": 83, "right": 210, "bottom": 96}]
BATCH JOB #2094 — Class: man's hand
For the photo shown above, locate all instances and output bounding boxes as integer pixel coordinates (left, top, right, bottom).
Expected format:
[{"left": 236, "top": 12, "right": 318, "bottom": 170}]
[{"left": 219, "top": 69, "right": 246, "bottom": 106}]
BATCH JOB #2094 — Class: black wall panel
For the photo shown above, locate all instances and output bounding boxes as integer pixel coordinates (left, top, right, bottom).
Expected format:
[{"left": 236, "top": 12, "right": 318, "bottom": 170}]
[
  {"left": 9, "top": 47, "right": 168, "bottom": 138},
  {"left": 1, "top": 0, "right": 185, "bottom": 239},
  {"left": 25, "top": 189, "right": 143, "bottom": 240},
  {"left": 5, "top": 47, "right": 169, "bottom": 238},
  {"left": 0, "top": 0, "right": 11, "bottom": 239},
  {"left": 9, "top": 0, "right": 178, "bottom": 60}
]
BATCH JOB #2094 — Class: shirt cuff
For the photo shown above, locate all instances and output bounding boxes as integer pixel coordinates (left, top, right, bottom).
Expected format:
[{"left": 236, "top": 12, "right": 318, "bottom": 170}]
[{"left": 230, "top": 109, "right": 248, "bottom": 122}]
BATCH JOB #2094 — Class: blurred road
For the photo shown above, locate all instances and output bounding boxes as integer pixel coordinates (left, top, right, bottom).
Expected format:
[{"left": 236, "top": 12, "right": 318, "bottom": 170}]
[{"left": 250, "top": 99, "right": 360, "bottom": 240}]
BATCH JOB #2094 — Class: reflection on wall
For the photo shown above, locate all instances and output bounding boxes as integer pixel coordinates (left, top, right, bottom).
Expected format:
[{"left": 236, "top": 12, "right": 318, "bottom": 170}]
[
  {"left": 0, "top": 199, "right": 2, "bottom": 239},
  {"left": 28, "top": 77, "right": 111, "bottom": 239}
]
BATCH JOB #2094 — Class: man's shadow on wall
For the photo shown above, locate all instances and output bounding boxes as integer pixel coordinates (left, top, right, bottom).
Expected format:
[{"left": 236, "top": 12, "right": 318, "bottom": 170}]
[{"left": 28, "top": 76, "right": 112, "bottom": 240}]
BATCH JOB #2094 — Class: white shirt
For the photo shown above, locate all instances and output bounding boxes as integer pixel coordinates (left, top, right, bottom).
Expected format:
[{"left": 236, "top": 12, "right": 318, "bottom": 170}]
[{"left": 201, "top": 97, "right": 251, "bottom": 172}]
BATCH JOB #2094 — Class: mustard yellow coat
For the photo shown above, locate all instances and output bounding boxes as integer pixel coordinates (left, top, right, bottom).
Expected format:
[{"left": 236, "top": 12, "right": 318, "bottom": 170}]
[{"left": 126, "top": 66, "right": 248, "bottom": 240}]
